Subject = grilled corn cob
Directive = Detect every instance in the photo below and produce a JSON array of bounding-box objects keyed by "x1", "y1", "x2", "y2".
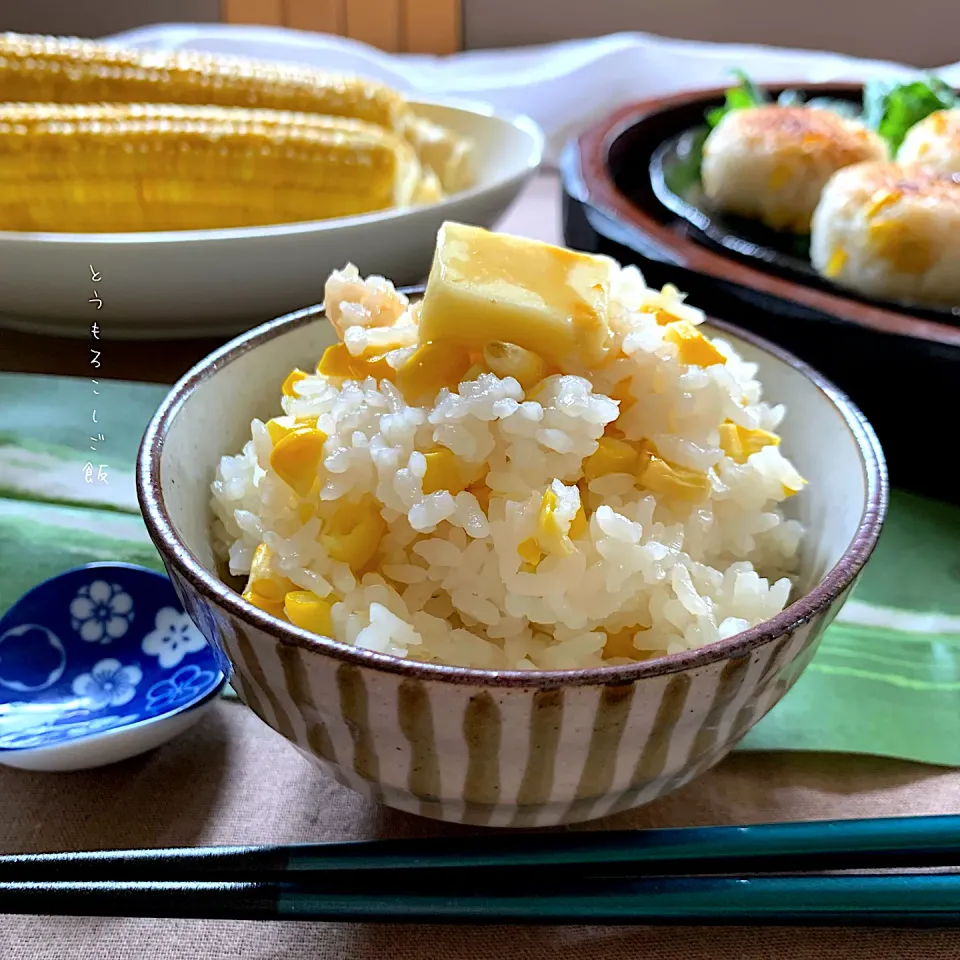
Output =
[
  {"x1": 0, "y1": 103, "x2": 425, "y2": 232},
  {"x1": 0, "y1": 32, "x2": 409, "y2": 132}
]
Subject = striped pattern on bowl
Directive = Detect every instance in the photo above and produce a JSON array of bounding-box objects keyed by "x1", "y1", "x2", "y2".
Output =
[{"x1": 171, "y1": 575, "x2": 840, "y2": 826}]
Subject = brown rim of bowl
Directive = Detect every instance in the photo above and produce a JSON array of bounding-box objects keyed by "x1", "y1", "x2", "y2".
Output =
[
  {"x1": 137, "y1": 287, "x2": 888, "y2": 688},
  {"x1": 570, "y1": 84, "x2": 960, "y2": 348}
]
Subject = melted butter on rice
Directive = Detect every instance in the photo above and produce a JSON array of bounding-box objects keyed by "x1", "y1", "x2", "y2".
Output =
[{"x1": 211, "y1": 222, "x2": 807, "y2": 670}]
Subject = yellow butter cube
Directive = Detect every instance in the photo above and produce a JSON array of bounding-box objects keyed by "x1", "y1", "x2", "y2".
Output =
[
  {"x1": 284, "y1": 590, "x2": 334, "y2": 637},
  {"x1": 663, "y1": 320, "x2": 726, "y2": 368},
  {"x1": 418, "y1": 222, "x2": 614, "y2": 367},
  {"x1": 718, "y1": 422, "x2": 781, "y2": 464},
  {"x1": 269, "y1": 425, "x2": 327, "y2": 498}
]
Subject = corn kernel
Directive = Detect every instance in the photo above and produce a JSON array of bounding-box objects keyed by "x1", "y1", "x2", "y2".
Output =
[
  {"x1": 242, "y1": 588, "x2": 286, "y2": 620},
  {"x1": 868, "y1": 220, "x2": 934, "y2": 273},
  {"x1": 865, "y1": 188, "x2": 901, "y2": 220},
  {"x1": 718, "y1": 422, "x2": 781, "y2": 464},
  {"x1": 281, "y1": 369, "x2": 308, "y2": 397},
  {"x1": 663, "y1": 320, "x2": 726, "y2": 367},
  {"x1": 247, "y1": 543, "x2": 297, "y2": 601},
  {"x1": 635, "y1": 440, "x2": 655, "y2": 477},
  {"x1": 421, "y1": 448, "x2": 484, "y2": 495},
  {"x1": 824, "y1": 247, "x2": 848, "y2": 278},
  {"x1": 482, "y1": 341, "x2": 548, "y2": 391},
  {"x1": 296, "y1": 502, "x2": 317, "y2": 524},
  {"x1": 317, "y1": 343, "x2": 395, "y2": 382},
  {"x1": 469, "y1": 482, "x2": 491, "y2": 514},
  {"x1": 395, "y1": 340, "x2": 473, "y2": 405},
  {"x1": 284, "y1": 590, "x2": 334, "y2": 636},
  {"x1": 319, "y1": 498, "x2": 386, "y2": 571},
  {"x1": 637, "y1": 454, "x2": 711, "y2": 502},
  {"x1": 602, "y1": 626, "x2": 649, "y2": 660},
  {"x1": 266, "y1": 415, "x2": 318, "y2": 446},
  {"x1": 638, "y1": 305, "x2": 678, "y2": 326},
  {"x1": 767, "y1": 165, "x2": 792, "y2": 190},
  {"x1": 569, "y1": 503, "x2": 588, "y2": 540},
  {"x1": 537, "y1": 489, "x2": 576, "y2": 557},
  {"x1": 781, "y1": 468, "x2": 808, "y2": 498},
  {"x1": 583, "y1": 436, "x2": 640, "y2": 481},
  {"x1": 270, "y1": 425, "x2": 327, "y2": 498},
  {"x1": 608, "y1": 377, "x2": 636, "y2": 414},
  {"x1": 267, "y1": 416, "x2": 296, "y2": 446},
  {"x1": 517, "y1": 537, "x2": 542, "y2": 566}
]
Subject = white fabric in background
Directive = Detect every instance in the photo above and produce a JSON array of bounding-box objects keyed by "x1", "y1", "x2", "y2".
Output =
[{"x1": 105, "y1": 23, "x2": 960, "y2": 163}]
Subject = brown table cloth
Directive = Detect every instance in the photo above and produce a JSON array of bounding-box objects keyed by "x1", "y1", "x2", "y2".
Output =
[{"x1": 3, "y1": 175, "x2": 959, "y2": 958}]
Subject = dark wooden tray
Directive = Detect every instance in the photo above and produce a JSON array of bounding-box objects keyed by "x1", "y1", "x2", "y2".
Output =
[{"x1": 560, "y1": 84, "x2": 960, "y2": 504}]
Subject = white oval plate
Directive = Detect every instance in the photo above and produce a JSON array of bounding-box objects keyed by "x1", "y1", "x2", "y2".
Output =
[{"x1": 0, "y1": 100, "x2": 543, "y2": 340}]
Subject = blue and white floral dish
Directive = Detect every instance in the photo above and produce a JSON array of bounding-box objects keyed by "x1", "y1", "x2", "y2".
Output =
[{"x1": 0, "y1": 562, "x2": 226, "y2": 772}]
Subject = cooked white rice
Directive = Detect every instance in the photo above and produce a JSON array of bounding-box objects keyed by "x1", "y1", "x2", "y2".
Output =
[{"x1": 210, "y1": 260, "x2": 806, "y2": 671}]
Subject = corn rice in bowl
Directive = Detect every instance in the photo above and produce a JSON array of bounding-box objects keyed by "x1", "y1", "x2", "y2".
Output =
[{"x1": 210, "y1": 222, "x2": 810, "y2": 671}]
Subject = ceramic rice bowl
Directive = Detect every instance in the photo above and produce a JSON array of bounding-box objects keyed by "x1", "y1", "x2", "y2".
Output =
[{"x1": 137, "y1": 294, "x2": 886, "y2": 827}]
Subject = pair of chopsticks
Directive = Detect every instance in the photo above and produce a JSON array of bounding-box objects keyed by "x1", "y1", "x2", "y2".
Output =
[{"x1": 2, "y1": 815, "x2": 959, "y2": 926}]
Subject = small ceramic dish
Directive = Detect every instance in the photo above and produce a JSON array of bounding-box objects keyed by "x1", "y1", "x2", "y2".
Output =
[
  {"x1": 0, "y1": 99, "x2": 543, "y2": 341},
  {"x1": 137, "y1": 290, "x2": 886, "y2": 828},
  {"x1": 0, "y1": 562, "x2": 226, "y2": 771}
]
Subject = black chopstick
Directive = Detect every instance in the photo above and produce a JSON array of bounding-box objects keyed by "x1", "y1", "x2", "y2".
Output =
[
  {"x1": 2, "y1": 874, "x2": 959, "y2": 926},
  {"x1": 3, "y1": 815, "x2": 959, "y2": 884}
]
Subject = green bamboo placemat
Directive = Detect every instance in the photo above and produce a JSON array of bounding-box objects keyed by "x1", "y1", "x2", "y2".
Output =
[{"x1": 2, "y1": 372, "x2": 959, "y2": 765}]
